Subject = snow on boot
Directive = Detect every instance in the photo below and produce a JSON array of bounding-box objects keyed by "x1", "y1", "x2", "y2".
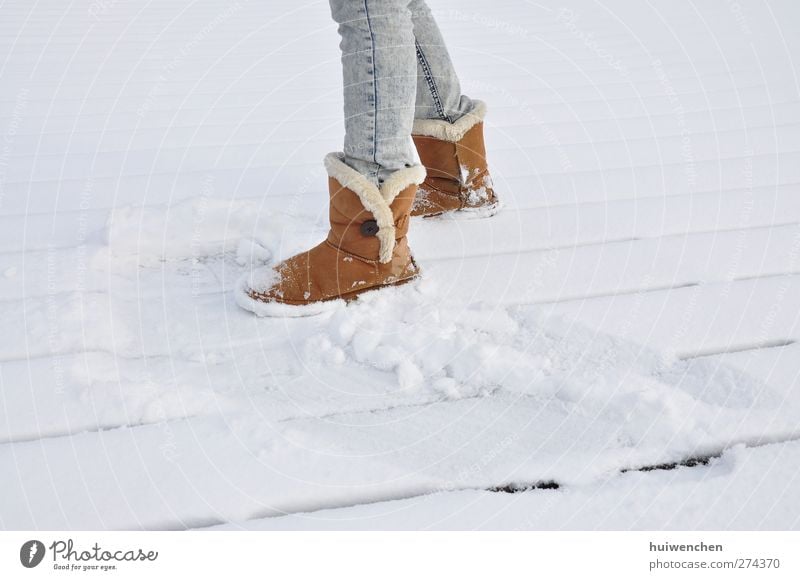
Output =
[
  {"x1": 410, "y1": 100, "x2": 500, "y2": 218},
  {"x1": 236, "y1": 153, "x2": 426, "y2": 316}
]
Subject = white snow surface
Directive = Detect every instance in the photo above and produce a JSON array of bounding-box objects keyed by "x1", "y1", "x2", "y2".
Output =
[
  {"x1": 213, "y1": 440, "x2": 800, "y2": 530},
  {"x1": 1, "y1": 0, "x2": 799, "y2": 530}
]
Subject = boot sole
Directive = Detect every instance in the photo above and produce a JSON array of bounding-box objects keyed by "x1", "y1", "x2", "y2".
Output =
[
  {"x1": 415, "y1": 199, "x2": 502, "y2": 220},
  {"x1": 341, "y1": 273, "x2": 418, "y2": 304},
  {"x1": 234, "y1": 272, "x2": 420, "y2": 318}
]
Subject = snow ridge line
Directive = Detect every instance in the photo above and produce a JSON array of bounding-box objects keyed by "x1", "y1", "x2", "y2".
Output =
[
  {"x1": 198, "y1": 435, "x2": 800, "y2": 530},
  {"x1": 1, "y1": 273, "x2": 798, "y2": 367},
  {"x1": 8, "y1": 118, "x2": 800, "y2": 168},
  {"x1": 6, "y1": 98, "x2": 799, "y2": 144},
  {"x1": 0, "y1": 54, "x2": 782, "y2": 96},
  {"x1": 425, "y1": 222, "x2": 800, "y2": 264},
  {"x1": 5, "y1": 198, "x2": 800, "y2": 276},
  {"x1": 0, "y1": 414, "x2": 204, "y2": 447},
  {"x1": 677, "y1": 339, "x2": 797, "y2": 361},
  {"x1": 6, "y1": 177, "x2": 800, "y2": 225},
  {"x1": 7, "y1": 146, "x2": 798, "y2": 188},
  {"x1": 2, "y1": 79, "x2": 796, "y2": 129},
  {"x1": 520, "y1": 271, "x2": 800, "y2": 306},
  {"x1": 0, "y1": 391, "x2": 493, "y2": 447}
]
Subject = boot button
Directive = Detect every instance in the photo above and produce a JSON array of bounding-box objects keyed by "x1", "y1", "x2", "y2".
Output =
[{"x1": 360, "y1": 220, "x2": 379, "y2": 237}]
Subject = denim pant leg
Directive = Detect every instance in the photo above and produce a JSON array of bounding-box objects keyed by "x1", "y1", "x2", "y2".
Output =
[
  {"x1": 409, "y1": 0, "x2": 475, "y2": 123},
  {"x1": 329, "y1": 0, "x2": 418, "y2": 186}
]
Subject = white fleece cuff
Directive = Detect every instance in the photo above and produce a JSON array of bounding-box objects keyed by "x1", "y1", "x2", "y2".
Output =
[
  {"x1": 324, "y1": 153, "x2": 426, "y2": 263},
  {"x1": 412, "y1": 100, "x2": 487, "y2": 142}
]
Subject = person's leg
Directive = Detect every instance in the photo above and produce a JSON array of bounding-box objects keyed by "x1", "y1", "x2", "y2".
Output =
[
  {"x1": 406, "y1": 0, "x2": 499, "y2": 217},
  {"x1": 410, "y1": 0, "x2": 498, "y2": 216},
  {"x1": 236, "y1": 0, "x2": 427, "y2": 314},
  {"x1": 409, "y1": 0, "x2": 474, "y2": 123},
  {"x1": 329, "y1": 0, "x2": 418, "y2": 186}
]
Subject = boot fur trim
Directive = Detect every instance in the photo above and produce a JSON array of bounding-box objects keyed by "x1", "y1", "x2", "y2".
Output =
[
  {"x1": 412, "y1": 100, "x2": 487, "y2": 143},
  {"x1": 324, "y1": 152, "x2": 425, "y2": 263}
]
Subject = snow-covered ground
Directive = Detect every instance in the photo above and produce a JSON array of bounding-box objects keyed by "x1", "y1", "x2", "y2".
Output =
[{"x1": 1, "y1": 0, "x2": 799, "y2": 530}]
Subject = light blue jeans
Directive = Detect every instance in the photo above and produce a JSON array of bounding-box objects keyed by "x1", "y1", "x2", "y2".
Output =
[{"x1": 329, "y1": 0, "x2": 476, "y2": 185}]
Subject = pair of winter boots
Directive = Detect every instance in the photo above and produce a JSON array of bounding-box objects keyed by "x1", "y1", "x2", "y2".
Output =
[{"x1": 237, "y1": 101, "x2": 499, "y2": 316}]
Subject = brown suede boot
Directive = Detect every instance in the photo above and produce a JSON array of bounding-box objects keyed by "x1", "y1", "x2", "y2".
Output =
[
  {"x1": 411, "y1": 100, "x2": 499, "y2": 218},
  {"x1": 236, "y1": 153, "x2": 426, "y2": 316}
]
